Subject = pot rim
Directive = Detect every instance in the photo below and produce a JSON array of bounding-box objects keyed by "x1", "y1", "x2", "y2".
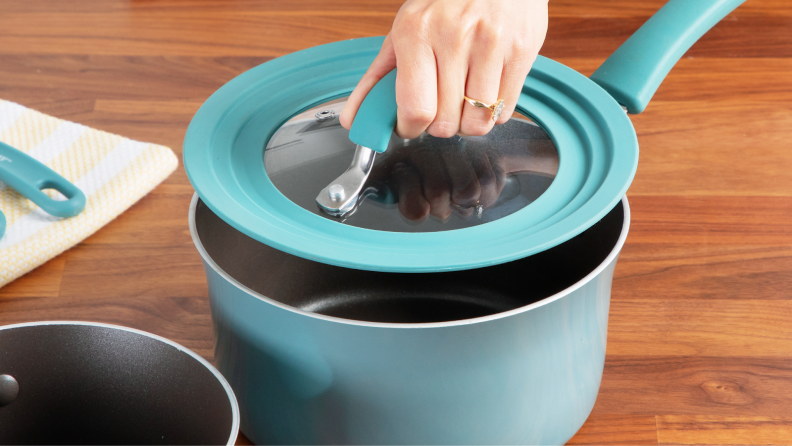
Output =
[
  {"x1": 0, "y1": 320, "x2": 240, "y2": 445},
  {"x1": 189, "y1": 192, "x2": 630, "y2": 329}
]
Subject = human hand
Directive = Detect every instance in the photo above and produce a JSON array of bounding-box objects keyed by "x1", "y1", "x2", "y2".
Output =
[{"x1": 339, "y1": 0, "x2": 548, "y2": 139}]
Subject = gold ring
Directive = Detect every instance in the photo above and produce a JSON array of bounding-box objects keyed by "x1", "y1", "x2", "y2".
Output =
[{"x1": 464, "y1": 96, "x2": 505, "y2": 122}]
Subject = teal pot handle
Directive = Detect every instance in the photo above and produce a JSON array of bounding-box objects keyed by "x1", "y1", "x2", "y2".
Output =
[
  {"x1": 348, "y1": 69, "x2": 398, "y2": 153},
  {"x1": 591, "y1": 0, "x2": 746, "y2": 114},
  {"x1": 0, "y1": 141, "x2": 86, "y2": 218}
]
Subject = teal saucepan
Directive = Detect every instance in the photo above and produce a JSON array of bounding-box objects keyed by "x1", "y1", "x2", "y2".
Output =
[{"x1": 184, "y1": 0, "x2": 746, "y2": 444}]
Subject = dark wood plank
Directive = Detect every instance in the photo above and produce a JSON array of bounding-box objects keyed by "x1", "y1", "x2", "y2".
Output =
[
  {"x1": 1, "y1": 1, "x2": 790, "y2": 445},
  {"x1": 547, "y1": 0, "x2": 792, "y2": 18},
  {"x1": 2, "y1": 8, "x2": 789, "y2": 58},
  {"x1": 657, "y1": 415, "x2": 792, "y2": 445},
  {"x1": 612, "y1": 196, "x2": 792, "y2": 307},
  {"x1": 0, "y1": 257, "x2": 65, "y2": 300},
  {"x1": 593, "y1": 357, "x2": 792, "y2": 416},
  {"x1": 543, "y1": 15, "x2": 792, "y2": 59},
  {"x1": 0, "y1": 12, "x2": 394, "y2": 56},
  {"x1": 568, "y1": 415, "x2": 658, "y2": 445},
  {"x1": 608, "y1": 296, "x2": 792, "y2": 356}
]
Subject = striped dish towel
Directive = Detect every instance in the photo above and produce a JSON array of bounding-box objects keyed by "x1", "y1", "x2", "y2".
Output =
[{"x1": 0, "y1": 100, "x2": 178, "y2": 288}]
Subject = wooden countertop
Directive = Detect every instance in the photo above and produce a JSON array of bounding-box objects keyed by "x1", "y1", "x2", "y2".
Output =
[{"x1": 1, "y1": 1, "x2": 790, "y2": 444}]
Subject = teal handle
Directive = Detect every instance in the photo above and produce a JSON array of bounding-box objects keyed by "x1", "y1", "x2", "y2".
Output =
[
  {"x1": 0, "y1": 141, "x2": 86, "y2": 218},
  {"x1": 348, "y1": 69, "x2": 398, "y2": 153},
  {"x1": 0, "y1": 209, "x2": 5, "y2": 240},
  {"x1": 591, "y1": 0, "x2": 746, "y2": 114}
]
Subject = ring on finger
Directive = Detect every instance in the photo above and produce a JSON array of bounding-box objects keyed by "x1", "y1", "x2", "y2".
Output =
[
  {"x1": 464, "y1": 96, "x2": 505, "y2": 122},
  {"x1": 452, "y1": 200, "x2": 485, "y2": 218}
]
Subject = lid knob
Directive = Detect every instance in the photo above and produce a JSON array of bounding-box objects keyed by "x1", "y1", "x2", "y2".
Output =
[{"x1": 328, "y1": 184, "x2": 346, "y2": 202}]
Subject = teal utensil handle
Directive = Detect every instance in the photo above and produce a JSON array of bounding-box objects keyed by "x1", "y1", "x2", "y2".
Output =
[
  {"x1": 0, "y1": 209, "x2": 5, "y2": 240},
  {"x1": 348, "y1": 69, "x2": 398, "y2": 153},
  {"x1": 591, "y1": 0, "x2": 746, "y2": 114},
  {"x1": 0, "y1": 141, "x2": 86, "y2": 218}
]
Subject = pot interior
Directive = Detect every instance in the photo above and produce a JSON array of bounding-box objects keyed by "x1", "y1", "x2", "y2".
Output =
[
  {"x1": 195, "y1": 198, "x2": 625, "y2": 324},
  {"x1": 0, "y1": 324, "x2": 234, "y2": 445}
]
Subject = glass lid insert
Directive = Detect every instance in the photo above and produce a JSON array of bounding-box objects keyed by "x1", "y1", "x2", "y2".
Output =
[{"x1": 264, "y1": 98, "x2": 558, "y2": 233}]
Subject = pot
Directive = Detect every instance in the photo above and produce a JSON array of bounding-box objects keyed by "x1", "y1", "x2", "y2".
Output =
[
  {"x1": 183, "y1": 0, "x2": 746, "y2": 444},
  {"x1": 191, "y1": 194, "x2": 627, "y2": 444},
  {"x1": 183, "y1": 0, "x2": 744, "y2": 274},
  {"x1": 0, "y1": 321, "x2": 239, "y2": 445}
]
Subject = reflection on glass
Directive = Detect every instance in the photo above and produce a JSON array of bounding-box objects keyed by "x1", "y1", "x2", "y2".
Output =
[{"x1": 264, "y1": 99, "x2": 558, "y2": 233}]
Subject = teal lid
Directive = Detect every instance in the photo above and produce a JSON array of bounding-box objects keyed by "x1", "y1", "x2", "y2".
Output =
[
  {"x1": 183, "y1": 36, "x2": 637, "y2": 272},
  {"x1": 184, "y1": 0, "x2": 751, "y2": 272}
]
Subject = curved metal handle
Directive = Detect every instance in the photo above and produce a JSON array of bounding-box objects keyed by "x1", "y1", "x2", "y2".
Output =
[
  {"x1": 348, "y1": 69, "x2": 398, "y2": 153},
  {"x1": 316, "y1": 145, "x2": 377, "y2": 217},
  {"x1": 0, "y1": 141, "x2": 86, "y2": 218},
  {"x1": 591, "y1": 0, "x2": 746, "y2": 114}
]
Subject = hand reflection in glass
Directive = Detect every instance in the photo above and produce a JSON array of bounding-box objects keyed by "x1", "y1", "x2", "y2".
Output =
[{"x1": 369, "y1": 132, "x2": 558, "y2": 221}]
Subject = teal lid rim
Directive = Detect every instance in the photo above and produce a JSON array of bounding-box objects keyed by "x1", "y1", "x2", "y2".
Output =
[{"x1": 184, "y1": 37, "x2": 638, "y2": 272}]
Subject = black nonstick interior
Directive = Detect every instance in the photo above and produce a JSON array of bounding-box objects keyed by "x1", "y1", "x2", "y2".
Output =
[
  {"x1": 0, "y1": 324, "x2": 234, "y2": 445},
  {"x1": 196, "y1": 199, "x2": 624, "y2": 323}
]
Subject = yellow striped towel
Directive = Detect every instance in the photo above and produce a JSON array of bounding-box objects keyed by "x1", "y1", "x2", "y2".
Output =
[{"x1": 0, "y1": 99, "x2": 178, "y2": 288}]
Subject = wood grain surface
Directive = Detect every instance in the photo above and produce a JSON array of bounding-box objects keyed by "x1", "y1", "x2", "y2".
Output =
[{"x1": 0, "y1": 1, "x2": 790, "y2": 444}]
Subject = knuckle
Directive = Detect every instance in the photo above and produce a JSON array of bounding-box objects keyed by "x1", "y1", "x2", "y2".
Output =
[
  {"x1": 400, "y1": 105, "x2": 435, "y2": 127},
  {"x1": 452, "y1": 180, "x2": 481, "y2": 206},
  {"x1": 402, "y1": 203, "x2": 429, "y2": 221},
  {"x1": 423, "y1": 186, "x2": 449, "y2": 205},
  {"x1": 511, "y1": 38, "x2": 531, "y2": 56},
  {"x1": 456, "y1": 9, "x2": 479, "y2": 33},
  {"x1": 476, "y1": 23, "x2": 503, "y2": 49},
  {"x1": 427, "y1": 119, "x2": 458, "y2": 139},
  {"x1": 393, "y1": 9, "x2": 430, "y2": 39},
  {"x1": 478, "y1": 168, "x2": 496, "y2": 189},
  {"x1": 461, "y1": 118, "x2": 493, "y2": 137},
  {"x1": 430, "y1": 9, "x2": 475, "y2": 48}
]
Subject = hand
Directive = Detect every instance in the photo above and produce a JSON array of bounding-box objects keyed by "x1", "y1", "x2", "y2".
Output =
[{"x1": 340, "y1": 0, "x2": 548, "y2": 139}]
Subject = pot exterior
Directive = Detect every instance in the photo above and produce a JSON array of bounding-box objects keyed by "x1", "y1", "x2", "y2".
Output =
[{"x1": 204, "y1": 257, "x2": 616, "y2": 445}]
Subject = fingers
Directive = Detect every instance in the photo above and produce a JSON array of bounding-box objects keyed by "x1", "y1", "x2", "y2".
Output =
[
  {"x1": 424, "y1": 47, "x2": 467, "y2": 138},
  {"x1": 459, "y1": 32, "x2": 503, "y2": 136},
  {"x1": 494, "y1": 47, "x2": 535, "y2": 126},
  {"x1": 409, "y1": 147, "x2": 452, "y2": 219},
  {"x1": 439, "y1": 142, "x2": 481, "y2": 209},
  {"x1": 467, "y1": 148, "x2": 499, "y2": 208},
  {"x1": 339, "y1": 34, "x2": 398, "y2": 130},
  {"x1": 391, "y1": 29, "x2": 438, "y2": 139},
  {"x1": 392, "y1": 162, "x2": 430, "y2": 221}
]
